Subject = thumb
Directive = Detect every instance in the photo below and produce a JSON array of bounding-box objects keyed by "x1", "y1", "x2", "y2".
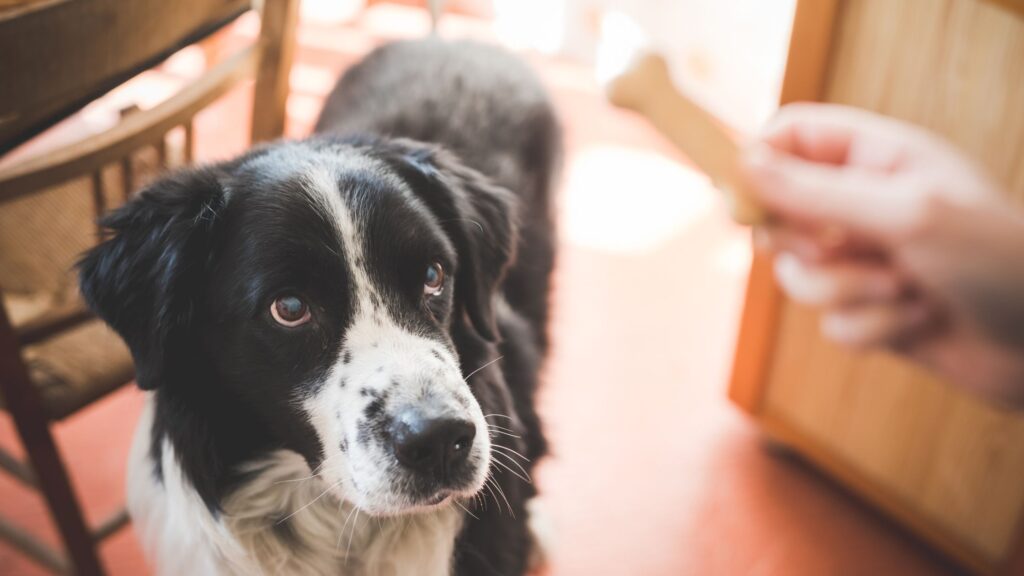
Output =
[{"x1": 743, "y1": 144, "x2": 922, "y2": 239}]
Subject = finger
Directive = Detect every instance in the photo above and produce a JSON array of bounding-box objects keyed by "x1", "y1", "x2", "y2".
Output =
[
  {"x1": 774, "y1": 252, "x2": 904, "y2": 308},
  {"x1": 820, "y1": 301, "x2": 934, "y2": 349},
  {"x1": 754, "y1": 225, "x2": 827, "y2": 262},
  {"x1": 758, "y1": 103, "x2": 935, "y2": 169},
  {"x1": 742, "y1": 144, "x2": 923, "y2": 238},
  {"x1": 759, "y1": 104, "x2": 857, "y2": 165},
  {"x1": 756, "y1": 222, "x2": 889, "y2": 264}
]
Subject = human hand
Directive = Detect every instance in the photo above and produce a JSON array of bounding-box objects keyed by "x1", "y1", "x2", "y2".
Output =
[{"x1": 741, "y1": 103, "x2": 1024, "y2": 408}]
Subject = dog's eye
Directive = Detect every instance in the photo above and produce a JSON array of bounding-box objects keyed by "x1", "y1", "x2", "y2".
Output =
[
  {"x1": 424, "y1": 262, "x2": 445, "y2": 296},
  {"x1": 271, "y1": 295, "x2": 311, "y2": 327}
]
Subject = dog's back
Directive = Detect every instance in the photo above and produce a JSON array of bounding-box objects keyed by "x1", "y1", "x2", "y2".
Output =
[{"x1": 316, "y1": 39, "x2": 561, "y2": 348}]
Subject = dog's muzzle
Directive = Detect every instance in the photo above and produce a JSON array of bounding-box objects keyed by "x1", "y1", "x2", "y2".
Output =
[{"x1": 389, "y1": 406, "x2": 476, "y2": 487}]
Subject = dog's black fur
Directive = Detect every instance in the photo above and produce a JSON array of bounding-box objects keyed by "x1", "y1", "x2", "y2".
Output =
[{"x1": 79, "y1": 39, "x2": 559, "y2": 575}]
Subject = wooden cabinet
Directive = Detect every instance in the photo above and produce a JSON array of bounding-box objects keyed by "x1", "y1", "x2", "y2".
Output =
[{"x1": 729, "y1": 1, "x2": 1024, "y2": 574}]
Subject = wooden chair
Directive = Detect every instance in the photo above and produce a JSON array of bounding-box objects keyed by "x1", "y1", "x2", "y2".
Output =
[{"x1": 0, "y1": 0, "x2": 298, "y2": 573}]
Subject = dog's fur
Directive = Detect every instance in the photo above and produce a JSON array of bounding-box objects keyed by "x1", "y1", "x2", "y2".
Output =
[{"x1": 79, "y1": 39, "x2": 559, "y2": 575}]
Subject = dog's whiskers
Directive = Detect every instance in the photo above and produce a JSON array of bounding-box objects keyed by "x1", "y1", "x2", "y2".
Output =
[
  {"x1": 485, "y1": 472, "x2": 515, "y2": 519},
  {"x1": 345, "y1": 508, "x2": 362, "y2": 561},
  {"x1": 273, "y1": 474, "x2": 322, "y2": 485},
  {"x1": 463, "y1": 356, "x2": 504, "y2": 382},
  {"x1": 274, "y1": 454, "x2": 345, "y2": 485},
  {"x1": 453, "y1": 498, "x2": 479, "y2": 520},
  {"x1": 490, "y1": 453, "x2": 532, "y2": 484},
  {"x1": 439, "y1": 217, "x2": 485, "y2": 234},
  {"x1": 486, "y1": 426, "x2": 520, "y2": 441},
  {"x1": 482, "y1": 475, "x2": 505, "y2": 517},
  {"x1": 335, "y1": 500, "x2": 351, "y2": 550},
  {"x1": 277, "y1": 480, "x2": 342, "y2": 524},
  {"x1": 491, "y1": 443, "x2": 530, "y2": 462},
  {"x1": 483, "y1": 413, "x2": 515, "y2": 421},
  {"x1": 273, "y1": 463, "x2": 345, "y2": 485}
]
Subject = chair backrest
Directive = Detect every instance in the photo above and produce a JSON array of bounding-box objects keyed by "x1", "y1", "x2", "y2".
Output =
[
  {"x1": 0, "y1": 0, "x2": 252, "y2": 154},
  {"x1": 0, "y1": 0, "x2": 297, "y2": 345}
]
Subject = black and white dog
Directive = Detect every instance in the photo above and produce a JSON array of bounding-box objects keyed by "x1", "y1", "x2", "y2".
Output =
[{"x1": 79, "y1": 39, "x2": 559, "y2": 575}]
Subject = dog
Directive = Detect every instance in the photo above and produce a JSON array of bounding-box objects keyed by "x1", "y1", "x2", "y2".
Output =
[{"x1": 78, "y1": 38, "x2": 560, "y2": 575}]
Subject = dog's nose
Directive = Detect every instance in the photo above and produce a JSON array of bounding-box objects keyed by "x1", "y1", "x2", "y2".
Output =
[{"x1": 390, "y1": 411, "x2": 475, "y2": 480}]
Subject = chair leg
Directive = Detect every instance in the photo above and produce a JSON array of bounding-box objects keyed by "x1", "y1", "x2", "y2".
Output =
[
  {"x1": 0, "y1": 306, "x2": 104, "y2": 576},
  {"x1": 19, "y1": 420, "x2": 104, "y2": 576}
]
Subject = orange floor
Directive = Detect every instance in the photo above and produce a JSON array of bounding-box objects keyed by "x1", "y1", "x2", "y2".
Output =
[{"x1": 0, "y1": 6, "x2": 962, "y2": 575}]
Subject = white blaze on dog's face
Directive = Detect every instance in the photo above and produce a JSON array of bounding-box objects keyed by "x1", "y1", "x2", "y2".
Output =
[
  {"x1": 221, "y1": 143, "x2": 498, "y2": 515},
  {"x1": 300, "y1": 162, "x2": 490, "y2": 515}
]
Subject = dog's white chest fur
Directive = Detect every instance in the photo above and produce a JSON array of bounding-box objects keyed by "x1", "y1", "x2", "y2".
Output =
[{"x1": 127, "y1": 397, "x2": 464, "y2": 576}]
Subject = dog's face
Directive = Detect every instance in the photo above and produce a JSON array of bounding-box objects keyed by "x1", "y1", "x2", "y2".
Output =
[{"x1": 79, "y1": 138, "x2": 517, "y2": 515}]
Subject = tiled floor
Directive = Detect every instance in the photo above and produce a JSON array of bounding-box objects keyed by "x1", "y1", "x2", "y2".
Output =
[{"x1": 0, "y1": 5, "x2": 962, "y2": 575}]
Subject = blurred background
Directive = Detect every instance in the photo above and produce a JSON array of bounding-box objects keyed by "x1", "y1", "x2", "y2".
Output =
[{"x1": 1, "y1": 0, "x2": 1022, "y2": 574}]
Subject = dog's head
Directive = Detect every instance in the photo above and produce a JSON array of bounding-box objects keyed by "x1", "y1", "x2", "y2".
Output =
[{"x1": 79, "y1": 137, "x2": 517, "y2": 515}]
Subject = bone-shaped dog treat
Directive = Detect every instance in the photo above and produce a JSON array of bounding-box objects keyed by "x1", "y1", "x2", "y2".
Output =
[{"x1": 604, "y1": 51, "x2": 767, "y2": 226}]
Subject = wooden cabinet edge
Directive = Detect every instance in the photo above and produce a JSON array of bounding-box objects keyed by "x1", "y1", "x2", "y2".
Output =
[
  {"x1": 727, "y1": 0, "x2": 841, "y2": 415},
  {"x1": 728, "y1": 250, "x2": 782, "y2": 414}
]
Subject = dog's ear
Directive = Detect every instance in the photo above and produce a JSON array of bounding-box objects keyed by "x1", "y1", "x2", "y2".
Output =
[
  {"x1": 375, "y1": 139, "x2": 518, "y2": 341},
  {"x1": 78, "y1": 168, "x2": 226, "y2": 390}
]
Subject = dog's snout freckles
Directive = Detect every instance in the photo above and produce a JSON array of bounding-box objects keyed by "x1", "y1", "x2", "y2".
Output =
[{"x1": 302, "y1": 320, "x2": 490, "y2": 513}]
